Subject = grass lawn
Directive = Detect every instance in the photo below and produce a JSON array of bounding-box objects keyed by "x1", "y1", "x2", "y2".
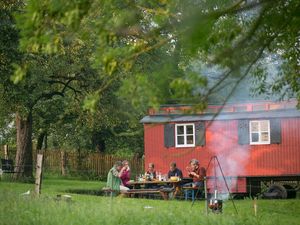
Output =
[{"x1": 0, "y1": 177, "x2": 299, "y2": 225}]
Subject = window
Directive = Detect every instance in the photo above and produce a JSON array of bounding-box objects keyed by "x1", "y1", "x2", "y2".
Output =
[
  {"x1": 249, "y1": 120, "x2": 270, "y2": 145},
  {"x1": 175, "y1": 124, "x2": 195, "y2": 147}
]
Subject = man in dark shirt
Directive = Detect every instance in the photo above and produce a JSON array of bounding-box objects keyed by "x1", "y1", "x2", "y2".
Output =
[
  {"x1": 167, "y1": 162, "x2": 183, "y2": 198},
  {"x1": 167, "y1": 162, "x2": 183, "y2": 179}
]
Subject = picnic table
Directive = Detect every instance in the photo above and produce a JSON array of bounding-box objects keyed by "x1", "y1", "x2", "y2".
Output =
[{"x1": 126, "y1": 179, "x2": 182, "y2": 200}]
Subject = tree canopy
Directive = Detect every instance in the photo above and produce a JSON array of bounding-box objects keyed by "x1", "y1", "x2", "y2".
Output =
[
  {"x1": 14, "y1": 0, "x2": 300, "y2": 108},
  {"x1": 0, "y1": 0, "x2": 144, "y2": 179},
  {"x1": 0, "y1": 0, "x2": 299, "y2": 179}
]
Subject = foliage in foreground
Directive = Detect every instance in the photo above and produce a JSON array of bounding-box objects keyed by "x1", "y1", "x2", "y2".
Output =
[{"x1": 0, "y1": 178, "x2": 300, "y2": 225}]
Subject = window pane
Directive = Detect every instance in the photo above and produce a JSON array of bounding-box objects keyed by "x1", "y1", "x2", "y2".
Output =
[
  {"x1": 177, "y1": 126, "x2": 184, "y2": 135},
  {"x1": 251, "y1": 133, "x2": 259, "y2": 142},
  {"x1": 260, "y1": 121, "x2": 269, "y2": 131},
  {"x1": 186, "y1": 135, "x2": 194, "y2": 144},
  {"x1": 186, "y1": 125, "x2": 194, "y2": 134},
  {"x1": 177, "y1": 136, "x2": 184, "y2": 145},
  {"x1": 261, "y1": 132, "x2": 269, "y2": 142},
  {"x1": 251, "y1": 122, "x2": 259, "y2": 132}
]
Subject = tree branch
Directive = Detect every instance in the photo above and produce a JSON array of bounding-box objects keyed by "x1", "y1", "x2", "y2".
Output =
[
  {"x1": 48, "y1": 79, "x2": 82, "y2": 96},
  {"x1": 30, "y1": 78, "x2": 79, "y2": 110},
  {"x1": 213, "y1": 0, "x2": 274, "y2": 17},
  {"x1": 110, "y1": 127, "x2": 141, "y2": 137},
  {"x1": 30, "y1": 91, "x2": 64, "y2": 111},
  {"x1": 213, "y1": 5, "x2": 269, "y2": 64},
  {"x1": 205, "y1": 33, "x2": 278, "y2": 128}
]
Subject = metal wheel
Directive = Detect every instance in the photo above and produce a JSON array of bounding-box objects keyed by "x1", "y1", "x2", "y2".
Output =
[
  {"x1": 263, "y1": 184, "x2": 287, "y2": 199},
  {"x1": 283, "y1": 185, "x2": 297, "y2": 199}
]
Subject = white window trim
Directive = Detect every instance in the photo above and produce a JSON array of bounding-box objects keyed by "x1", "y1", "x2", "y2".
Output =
[
  {"x1": 175, "y1": 123, "x2": 195, "y2": 147},
  {"x1": 249, "y1": 120, "x2": 270, "y2": 145}
]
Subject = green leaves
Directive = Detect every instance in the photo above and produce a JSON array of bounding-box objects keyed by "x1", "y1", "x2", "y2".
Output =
[
  {"x1": 12, "y1": 0, "x2": 300, "y2": 109},
  {"x1": 83, "y1": 92, "x2": 100, "y2": 113},
  {"x1": 170, "y1": 72, "x2": 208, "y2": 103},
  {"x1": 16, "y1": 0, "x2": 91, "y2": 54},
  {"x1": 11, "y1": 63, "x2": 27, "y2": 84}
]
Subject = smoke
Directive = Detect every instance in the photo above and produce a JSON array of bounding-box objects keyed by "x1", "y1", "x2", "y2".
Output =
[{"x1": 206, "y1": 120, "x2": 251, "y2": 200}]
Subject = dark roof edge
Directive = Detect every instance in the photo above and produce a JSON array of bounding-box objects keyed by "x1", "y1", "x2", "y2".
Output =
[{"x1": 140, "y1": 109, "x2": 300, "y2": 123}]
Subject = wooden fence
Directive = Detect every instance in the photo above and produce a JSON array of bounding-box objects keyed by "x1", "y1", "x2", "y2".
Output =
[
  {"x1": 0, "y1": 147, "x2": 144, "y2": 179},
  {"x1": 43, "y1": 150, "x2": 145, "y2": 179}
]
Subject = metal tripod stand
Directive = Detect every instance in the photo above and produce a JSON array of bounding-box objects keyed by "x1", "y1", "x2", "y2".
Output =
[{"x1": 191, "y1": 156, "x2": 238, "y2": 214}]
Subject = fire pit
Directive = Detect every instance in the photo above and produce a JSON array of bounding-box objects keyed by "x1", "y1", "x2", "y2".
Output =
[
  {"x1": 208, "y1": 190, "x2": 223, "y2": 213},
  {"x1": 208, "y1": 198, "x2": 223, "y2": 213}
]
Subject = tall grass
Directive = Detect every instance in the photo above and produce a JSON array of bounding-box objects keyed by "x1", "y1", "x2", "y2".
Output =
[{"x1": 0, "y1": 178, "x2": 299, "y2": 225}]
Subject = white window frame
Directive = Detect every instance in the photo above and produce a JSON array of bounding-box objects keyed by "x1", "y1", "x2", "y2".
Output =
[
  {"x1": 175, "y1": 123, "x2": 195, "y2": 147},
  {"x1": 249, "y1": 120, "x2": 270, "y2": 145}
]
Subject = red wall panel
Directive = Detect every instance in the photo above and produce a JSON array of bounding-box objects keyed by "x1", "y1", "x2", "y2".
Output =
[{"x1": 144, "y1": 118, "x2": 300, "y2": 192}]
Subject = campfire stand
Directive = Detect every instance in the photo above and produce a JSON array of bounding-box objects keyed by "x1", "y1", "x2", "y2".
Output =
[{"x1": 191, "y1": 156, "x2": 238, "y2": 215}]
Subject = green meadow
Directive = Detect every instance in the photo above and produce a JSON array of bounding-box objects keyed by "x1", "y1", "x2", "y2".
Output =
[{"x1": 0, "y1": 177, "x2": 299, "y2": 225}]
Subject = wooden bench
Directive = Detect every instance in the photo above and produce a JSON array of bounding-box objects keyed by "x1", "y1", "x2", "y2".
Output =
[
  {"x1": 0, "y1": 159, "x2": 18, "y2": 180},
  {"x1": 1, "y1": 159, "x2": 15, "y2": 173},
  {"x1": 125, "y1": 187, "x2": 174, "y2": 200},
  {"x1": 102, "y1": 187, "x2": 120, "y2": 196}
]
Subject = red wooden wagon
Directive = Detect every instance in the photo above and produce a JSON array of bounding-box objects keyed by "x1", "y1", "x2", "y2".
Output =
[{"x1": 140, "y1": 100, "x2": 300, "y2": 198}]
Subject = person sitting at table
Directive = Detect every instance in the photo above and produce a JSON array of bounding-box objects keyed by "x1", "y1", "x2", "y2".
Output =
[
  {"x1": 145, "y1": 163, "x2": 157, "y2": 191},
  {"x1": 106, "y1": 161, "x2": 129, "y2": 192},
  {"x1": 166, "y1": 162, "x2": 183, "y2": 198},
  {"x1": 146, "y1": 163, "x2": 156, "y2": 180},
  {"x1": 185, "y1": 159, "x2": 206, "y2": 189},
  {"x1": 168, "y1": 162, "x2": 183, "y2": 179},
  {"x1": 120, "y1": 160, "x2": 131, "y2": 188}
]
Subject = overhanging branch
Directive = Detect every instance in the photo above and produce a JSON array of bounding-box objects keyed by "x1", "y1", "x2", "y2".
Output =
[
  {"x1": 48, "y1": 79, "x2": 82, "y2": 96},
  {"x1": 30, "y1": 78, "x2": 79, "y2": 110},
  {"x1": 205, "y1": 33, "x2": 278, "y2": 128}
]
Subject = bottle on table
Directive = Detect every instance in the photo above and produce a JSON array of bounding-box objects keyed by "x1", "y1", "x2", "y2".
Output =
[{"x1": 158, "y1": 171, "x2": 161, "y2": 181}]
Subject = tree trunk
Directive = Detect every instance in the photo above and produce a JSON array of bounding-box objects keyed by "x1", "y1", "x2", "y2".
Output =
[
  {"x1": 77, "y1": 148, "x2": 82, "y2": 172},
  {"x1": 44, "y1": 133, "x2": 48, "y2": 149},
  {"x1": 14, "y1": 112, "x2": 33, "y2": 180}
]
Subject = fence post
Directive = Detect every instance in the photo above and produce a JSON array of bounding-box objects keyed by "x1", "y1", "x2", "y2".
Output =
[
  {"x1": 35, "y1": 153, "x2": 43, "y2": 195},
  {"x1": 204, "y1": 177, "x2": 208, "y2": 215},
  {"x1": 4, "y1": 145, "x2": 8, "y2": 160},
  {"x1": 61, "y1": 151, "x2": 66, "y2": 176}
]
